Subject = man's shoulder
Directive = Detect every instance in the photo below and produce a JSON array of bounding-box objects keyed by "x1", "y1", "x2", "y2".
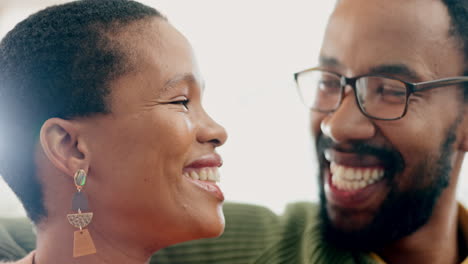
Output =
[
  {"x1": 222, "y1": 202, "x2": 378, "y2": 264},
  {"x1": 152, "y1": 202, "x2": 322, "y2": 264},
  {"x1": 281, "y1": 201, "x2": 320, "y2": 220},
  {"x1": 0, "y1": 251, "x2": 34, "y2": 264},
  {"x1": 0, "y1": 217, "x2": 35, "y2": 262},
  {"x1": 224, "y1": 201, "x2": 319, "y2": 221},
  {"x1": 223, "y1": 201, "x2": 320, "y2": 237},
  {"x1": 0, "y1": 203, "x2": 380, "y2": 264}
]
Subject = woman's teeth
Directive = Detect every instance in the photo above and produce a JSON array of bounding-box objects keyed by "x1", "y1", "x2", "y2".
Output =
[
  {"x1": 330, "y1": 162, "x2": 384, "y2": 191},
  {"x1": 183, "y1": 168, "x2": 220, "y2": 182}
]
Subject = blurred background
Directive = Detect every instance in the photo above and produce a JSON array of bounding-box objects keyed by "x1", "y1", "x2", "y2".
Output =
[{"x1": 0, "y1": 0, "x2": 467, "y2": 217}]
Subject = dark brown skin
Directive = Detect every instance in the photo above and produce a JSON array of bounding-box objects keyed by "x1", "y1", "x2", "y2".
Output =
[
  {"x1": 32, "y1": 18, "x2": 227, "y2": 264},
  {"x1": 314, "y1": 0, "x2": 468, "y2": 263}
]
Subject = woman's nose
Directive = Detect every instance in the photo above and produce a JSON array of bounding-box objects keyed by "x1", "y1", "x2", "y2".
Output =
[{"x1": 197, "y1": 111, "x2": 228, "y2": 147}]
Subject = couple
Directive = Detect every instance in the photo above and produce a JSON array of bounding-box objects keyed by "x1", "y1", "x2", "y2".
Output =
[{"x1": 1, "y1": 0, "x2": 467, "y2": 263}]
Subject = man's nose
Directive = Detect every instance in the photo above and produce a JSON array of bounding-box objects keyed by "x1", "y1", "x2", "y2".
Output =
[{"x1": 320, "y1": 91, "x2": 376, "y2": 143}]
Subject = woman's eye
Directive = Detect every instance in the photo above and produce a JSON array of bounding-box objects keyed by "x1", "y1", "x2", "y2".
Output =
[{"x1": 169, "y1": 99, "x2": 189, "y2": 109}]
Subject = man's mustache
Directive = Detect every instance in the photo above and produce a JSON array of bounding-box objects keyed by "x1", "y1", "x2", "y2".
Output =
[{"x1": 316, "y1": 135, "x2": 405, "y2": 173}]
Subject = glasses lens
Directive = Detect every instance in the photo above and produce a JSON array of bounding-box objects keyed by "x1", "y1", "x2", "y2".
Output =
[
  {"x1": 355, "y1": 76, "x2": 408, "y2": 119},
  {"x1": 296, "y1": 70, "x2": 342, "y2": 111}
]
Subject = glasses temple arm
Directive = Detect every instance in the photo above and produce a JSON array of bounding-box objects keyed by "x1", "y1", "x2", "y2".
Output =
[{"x1": 413, "y1": 77, "x2": 468, "y2": 92}]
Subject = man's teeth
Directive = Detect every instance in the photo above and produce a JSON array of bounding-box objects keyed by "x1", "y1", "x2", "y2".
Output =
[
  {"x1": 330, "y1": 163, "x2": 384, "y2": 191},
  {"x1": 184, "y1": 168, "x2": 220, "y2": 183}
]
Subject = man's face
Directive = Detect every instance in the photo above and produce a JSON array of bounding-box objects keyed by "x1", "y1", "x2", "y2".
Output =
[{"x1": 313, "y1": 0, "x2": 467, "y2": 250}]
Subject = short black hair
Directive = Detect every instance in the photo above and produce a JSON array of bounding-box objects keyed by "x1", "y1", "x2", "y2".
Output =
[
  {"x1": 0, "y1": 0, "x2": 165, "y2": 223},
  {"x1": 441, "y1": 0, "x2": 468, "y2": 101}
]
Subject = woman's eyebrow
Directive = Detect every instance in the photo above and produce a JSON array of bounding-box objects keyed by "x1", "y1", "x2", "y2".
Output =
[{"x1": 162, "y1": 73, "x2": 197, "y2": 92}]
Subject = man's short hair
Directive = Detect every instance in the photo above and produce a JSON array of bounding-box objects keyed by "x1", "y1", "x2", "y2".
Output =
[
  {"x1": 0, "y1": 0, "x2": 165, "y2": 223},
  {"x1": 441, "y1": 0, "x2": 468, "y2": 101}
]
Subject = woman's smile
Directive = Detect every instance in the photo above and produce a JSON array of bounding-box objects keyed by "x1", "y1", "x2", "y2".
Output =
[{"x1": 183, "y1": 154, "x2": 224, "y2": 201}]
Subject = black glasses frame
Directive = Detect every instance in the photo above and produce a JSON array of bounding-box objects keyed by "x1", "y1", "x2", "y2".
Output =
[{"x1": 294, "y1": 67, "x2": 468, "y2": 120}]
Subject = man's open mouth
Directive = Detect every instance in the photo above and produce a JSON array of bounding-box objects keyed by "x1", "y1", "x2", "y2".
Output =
[
  {"x1": 321, "y1": 148, "x2": 395, "y2": 208},
  {"x1": 330, "y1": 162, "x2": 385, "y2": 191}
]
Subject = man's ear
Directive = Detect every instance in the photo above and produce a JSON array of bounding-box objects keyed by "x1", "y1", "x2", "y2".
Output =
[
  {"x1": 462, "y1": 130, "x2": 468, "y2": 152},
  {"x1": 39, "y1": 118, "x2": 89, "y2": 176},
  {"x1": 461, "y1": 109, "x2": 468, "y2": 152}
]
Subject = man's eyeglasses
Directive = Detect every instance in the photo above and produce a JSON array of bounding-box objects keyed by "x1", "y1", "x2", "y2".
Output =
[{"x1": 293, "y1": 67, "x2": 468, "y2": 120}]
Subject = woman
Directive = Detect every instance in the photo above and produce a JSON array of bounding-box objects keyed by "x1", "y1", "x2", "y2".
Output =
[{"x1": 0, "y1": 0, "x2": 227, "y2": 263}]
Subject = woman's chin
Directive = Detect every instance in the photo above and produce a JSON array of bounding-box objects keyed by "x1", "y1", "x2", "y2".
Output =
[
  {"x1": 198, "y1": 206, "x2": 226, "y2": 239},
  {"x1": 191, "y1": 204, "x2": 226, "y2": 241},
  {"x1": 208, "y1": 215, "x2": 226, "y2": 238}
]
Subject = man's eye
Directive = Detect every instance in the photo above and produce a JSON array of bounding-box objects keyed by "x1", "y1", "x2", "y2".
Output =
[
  {"x1": 317, "y1": 79, "x2": 341, "y2": 95},
  {"x1": 318, "y1": 79, "x2": 340, "y2": 89},
  {"x1": 376, "y1": 85, "x2": 407, "y2": 104}
]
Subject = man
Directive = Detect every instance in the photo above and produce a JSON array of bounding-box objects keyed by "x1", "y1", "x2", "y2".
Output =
[
  {"x1": 156, "y1": 0, "x2": 468, "y2": 263},
  {"x1": 1, "y1": 0, "x2": 468, "y2": 263},
  {"x1": 298, "y1": 0, "x2": 468, "y2": 263}
]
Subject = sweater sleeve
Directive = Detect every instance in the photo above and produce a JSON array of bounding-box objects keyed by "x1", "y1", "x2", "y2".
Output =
[{"x1": 151, "y1": 202, "x2": 280, "y2": 264}]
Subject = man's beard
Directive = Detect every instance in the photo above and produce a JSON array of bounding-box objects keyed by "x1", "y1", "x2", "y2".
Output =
[{"x1": 317, "y1": 122, "x2": 458, "y2": 251}]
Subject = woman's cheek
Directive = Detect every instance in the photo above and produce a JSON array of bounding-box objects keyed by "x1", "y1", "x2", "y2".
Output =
[{"x1": 163, "y1": 114, "x2": 195, "y2": 155}]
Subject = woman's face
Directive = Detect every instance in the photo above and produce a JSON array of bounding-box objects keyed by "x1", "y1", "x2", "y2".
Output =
[{"x1": 79, "y1": 19, "x2": 227, "y2": 247}]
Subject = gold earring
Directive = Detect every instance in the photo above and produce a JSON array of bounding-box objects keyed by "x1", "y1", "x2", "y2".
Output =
[{"x1": 67, "y1": 169, "x2": 97, "y2": 257}]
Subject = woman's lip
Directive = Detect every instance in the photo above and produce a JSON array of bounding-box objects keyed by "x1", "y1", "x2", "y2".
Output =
[
  {"x1": 185, "y1": 154, "x2": 223, "y2": 170},
  {"x1": 184, "y1": 177, "x2": 225, "y2": 201}
]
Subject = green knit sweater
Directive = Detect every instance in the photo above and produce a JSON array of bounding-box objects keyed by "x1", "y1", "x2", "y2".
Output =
[
  {"x1": 0, "y1": 202, "x2": 380, "y2": 264},
  {"x1": 152, "y1": 202, "x2": 379, "y2": 264}
]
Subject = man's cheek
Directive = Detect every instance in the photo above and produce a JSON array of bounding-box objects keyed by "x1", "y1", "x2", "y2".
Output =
[{"x1": 310, "y1": 112, "x2": 326, "y2": 138}]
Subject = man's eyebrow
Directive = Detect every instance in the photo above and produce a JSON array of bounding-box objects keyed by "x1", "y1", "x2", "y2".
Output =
[
  {"x1": 319, "y1": 56, "x2": 421, "y2": 81},
  {"x1": 368, "y1": 64, "x2": 421, "y2": 81},
  {"x1": 162, "y1": 73, "x2": 197, "y2": 92}
]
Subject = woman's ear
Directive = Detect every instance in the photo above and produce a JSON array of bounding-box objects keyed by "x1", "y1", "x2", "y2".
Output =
[{"x1": 39, "y1": 118, "x2": 89, "y2": 176}]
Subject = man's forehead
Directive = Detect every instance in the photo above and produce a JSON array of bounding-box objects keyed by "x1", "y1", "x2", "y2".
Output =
[
  {"x1": 333, "y1": 0, "x2": 447, "y2": 22},
  {"x1": 320, "y1": 0, "x2": 460, "y2": 78},
  {"x1": 319, "y1": 56, "x2": 422, "y2": 81}
]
